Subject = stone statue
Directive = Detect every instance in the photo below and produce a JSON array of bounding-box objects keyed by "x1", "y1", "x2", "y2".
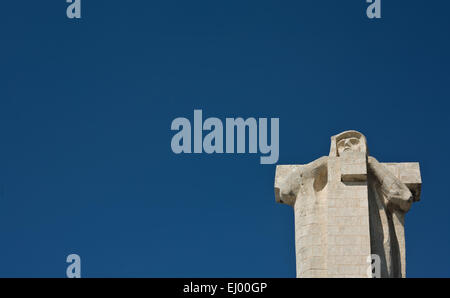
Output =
[{"x1": 275, "y1": 130, "x2": 421, "y2": 277}]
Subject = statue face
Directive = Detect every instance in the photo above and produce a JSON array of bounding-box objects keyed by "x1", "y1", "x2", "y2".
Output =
[{"x1": 337, "y1": 137, "x2": 362, "y2": 156}]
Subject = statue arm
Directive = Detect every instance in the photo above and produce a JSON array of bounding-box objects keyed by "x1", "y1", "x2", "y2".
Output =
[
  {"x1": 275, "y1": 156, "x2": 328, "y2": 206},
  {"x1": 368, "y1": 156, "x2": 413, "y2": 212},
  {"x1": 304, "y1": 156, "x2": 328, "y2": 175}
]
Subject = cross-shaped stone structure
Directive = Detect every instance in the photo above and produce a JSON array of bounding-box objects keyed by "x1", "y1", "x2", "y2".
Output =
[{"x1": 275, "y1": 131, "x2": 421, "y2": 278}]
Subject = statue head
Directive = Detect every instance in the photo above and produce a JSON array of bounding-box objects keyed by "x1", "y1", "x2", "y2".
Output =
[{"x1": 329, "y1": 130, "x2": 368, "y2": 157}]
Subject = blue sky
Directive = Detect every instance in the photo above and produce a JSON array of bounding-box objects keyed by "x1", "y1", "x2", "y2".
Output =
[{"x1": 0, "y1": 1, "x2": 449, "y2": 277}]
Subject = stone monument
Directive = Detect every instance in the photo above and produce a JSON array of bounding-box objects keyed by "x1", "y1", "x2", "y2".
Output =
[{"x1": 274, "y1": 130, "x2": 421, "y2": 277}]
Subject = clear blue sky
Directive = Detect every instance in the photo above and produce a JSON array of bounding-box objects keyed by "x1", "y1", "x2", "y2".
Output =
[{"x1": 0, "y1": 1, "x2": 449, "y2": 277}]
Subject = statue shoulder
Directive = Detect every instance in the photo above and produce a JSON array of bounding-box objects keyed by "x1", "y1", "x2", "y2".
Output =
[{"x1": 305, "y1": 156, "x2": 328, "y2": 169}]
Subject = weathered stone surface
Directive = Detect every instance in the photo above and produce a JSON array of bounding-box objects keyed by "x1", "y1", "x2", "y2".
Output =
[{"x1": 275, "y1": 130, "x2": 421, "y2": 278}]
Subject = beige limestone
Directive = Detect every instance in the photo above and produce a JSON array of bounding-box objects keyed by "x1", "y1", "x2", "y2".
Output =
[{"x1": 275, "y1": 130, "x2": 421, "y2": 278}]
